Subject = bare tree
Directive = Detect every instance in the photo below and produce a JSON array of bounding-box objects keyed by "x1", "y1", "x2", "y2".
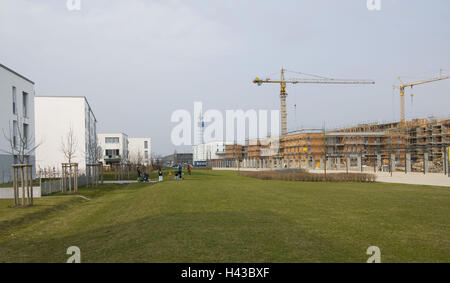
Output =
[
  {"x1": 1, "y1": 117, "x2": 40, "y2": 165},
  {"x1": 60, "y1": 126, "x2": 79, "y2": 193},
  {"x1": 1, "y1": 117, "x2": 40, "y2": 206},
  {"x1": 151, "y1": 153, "x2": 163, "y2": 170},
  {"x1": 84, "y1": 135, "x2": 102, "y2": 165},
  {"x1": 131, "y1": 149, "x2": 144, "y2": 166},
  {"x1": 61, "y1": 126, "x2": 78, "y2": 164}
]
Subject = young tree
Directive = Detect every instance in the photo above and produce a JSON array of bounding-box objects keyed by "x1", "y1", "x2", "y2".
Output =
[
  {"x1": 133, "y1": 149, "x2": 144, "y2": 166},
  {"x1": 1, "y1": 117, "x2": 40, "y2": 165},
  {"x1": 61, "y1": 126, "x2": 78, "y2": 164},
  {"x1": 61, "y1": 126, "x2": 78, "y2": 192},
  {"x1": 1, "y1": 117, "x2": 40, "y2": 206}
]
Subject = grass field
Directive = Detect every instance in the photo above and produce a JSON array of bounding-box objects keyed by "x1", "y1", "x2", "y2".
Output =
[{"x1": 0, "y1": 170, "x2": 449, "y2": 263}]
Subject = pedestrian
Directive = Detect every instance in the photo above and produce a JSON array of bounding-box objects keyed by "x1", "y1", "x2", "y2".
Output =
[
  {"x1": 168, "y1": 171, "x2": 173, "y2": 180},
  {"x1": 137, "y1": 167, "x2": 141, "y2": 179},
  {"x1": 188, "y1": 165, "x2": 192, "y2": 175},
  {"x1": 178, "y1": 164, "x2": 183, "y2": 180},
  {"x1": 158, "y1": 168, "x2": 163, "y2": 182}
]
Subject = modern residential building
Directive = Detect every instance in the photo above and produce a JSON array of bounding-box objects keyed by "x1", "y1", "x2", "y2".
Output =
[
  {"x1": 128, "y1": 137, "x2": 152, "y2": 166},
  {"x1": 0, "y1": 63, "x2": 35, "y2": 184},
  {"x1": 97, "y1": 133, "x2": 129, "y2": 166},
  {"x1": 34, "y1": 96, "x2": 97, "y2": 173}
]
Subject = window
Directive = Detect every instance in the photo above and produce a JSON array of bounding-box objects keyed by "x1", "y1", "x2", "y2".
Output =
[
  {"x1": 12, "y1": 87, "x2": 17, "y2": 114},
  {"x1": 105, "y1": 149, "x2": 120, "y2": 157},
  {"x1": 13, "y1": 120, "x2": 18, "y2": 148},
  {"x1": 23, "y1": 92, "x2": 28, "y2": 117},
  {"x1": 144, "y1": 141, "x2": 148, "y2": 149},
  {"x1": 23, "y1": 124, "x2": 29, "y2": 149},
  {"x1": 105, "y1": 137, "x2": 120, "y2": 143},
  {"x1": 145, "y1": 151, "x2": 149, "y2": 159}
]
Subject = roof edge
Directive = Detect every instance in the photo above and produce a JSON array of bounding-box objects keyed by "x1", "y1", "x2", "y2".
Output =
[{"x1": 0, "y1": 63, "x2": 35, "y2": 85}]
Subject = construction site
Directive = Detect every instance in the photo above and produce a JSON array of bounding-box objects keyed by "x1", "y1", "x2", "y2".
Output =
[{"x1": 204, "y1": 69, "x2": 450, "y2": 175}]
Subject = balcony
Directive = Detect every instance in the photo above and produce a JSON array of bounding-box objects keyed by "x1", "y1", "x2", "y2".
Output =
[{"x1": 104, "y1": 155, "x2": 122, "y2": 164}]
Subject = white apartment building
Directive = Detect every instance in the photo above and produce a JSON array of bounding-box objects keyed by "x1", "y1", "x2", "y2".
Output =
[
  {"x1": 0, "y1": 63, "x2": 35, "y2": 184},
  {"x1": 193, "y1": 141, "x2": 225, "y2": 166},
  {"x1": 97, "y1": 133, "x2": 129, "y2": 166},
  {"x1": 128, "y1": 137, "x2": 151, "y2": 166},
  {"x1": 34, "y1": 96, "x2": 97, "y2": 173}
]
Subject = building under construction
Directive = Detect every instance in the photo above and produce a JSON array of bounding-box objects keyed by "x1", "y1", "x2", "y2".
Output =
[
  {"x1": 212, "y1": 117, "x2": 450, "y2": 174},
  {"x1": 208, "y1": 69, "x2": 450, "y2": 173}
]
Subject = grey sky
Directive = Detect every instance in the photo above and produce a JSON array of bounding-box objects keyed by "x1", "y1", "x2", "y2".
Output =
[{"x1": 1, "y1": 0, "x2": 449, "y2": 155}]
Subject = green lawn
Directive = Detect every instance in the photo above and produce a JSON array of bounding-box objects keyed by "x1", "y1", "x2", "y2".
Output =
[{"x1": 0, "y1": 170, "x2": 449, "y2": 263}]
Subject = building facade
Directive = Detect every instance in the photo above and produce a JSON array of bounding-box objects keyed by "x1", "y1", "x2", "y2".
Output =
[
  {"x1": 34, "y1": 96, "x2": 97, "y2": 173},
  {"x1": 0, "y1": 63, "x2": 35, "y2": 183},
  {"x1": 193, "y1": 141, "x2": 225, "y2": 166},
  {"x1": 128, "y1": 137, "x2": 152, "y2": 166},
  {"x1": 220, "y1": 117, "x2": 450, "y2": 172},
  {"x1": 97, "y1": 133, "x2": 129, "y2": 166}
]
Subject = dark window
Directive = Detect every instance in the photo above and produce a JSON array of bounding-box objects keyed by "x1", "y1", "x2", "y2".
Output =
[
  {"x1": 22, "y1": 92, "x2": 28, "y2": 117},
  {"x1": 105, "y1": 149, "x2": 120, "y2": 157},
  {"x1": 23, "y1": 123, "x2": 29, "y2": 149},
  {"x1": 13, "y1": 120, "x2": 18, "y2": 148},
  {"x1": 12, "y1": 87, "x2": 17, "y2": 114}
]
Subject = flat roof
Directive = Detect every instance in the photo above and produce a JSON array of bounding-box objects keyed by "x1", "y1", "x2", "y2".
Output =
[{"x1": 0, "y1": 63, "x2": 35, "y2": 84}]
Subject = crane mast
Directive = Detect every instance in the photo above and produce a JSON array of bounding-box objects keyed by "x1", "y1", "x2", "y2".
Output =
[
  {"x1": 394, "y1": 74, "x2": 450, "y2": 126},
  {"x1": 253, "y1": 68, "x2": 375, "y2": 136}
]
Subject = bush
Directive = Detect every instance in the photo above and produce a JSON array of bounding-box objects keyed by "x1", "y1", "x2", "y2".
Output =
[{"x1": 239, "y1": 170, "x2": 377, "y2": 183}]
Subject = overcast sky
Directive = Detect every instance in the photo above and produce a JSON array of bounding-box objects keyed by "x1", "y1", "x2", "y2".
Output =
[{"x1": 1, "y1": 0, "x2": 449, "y2": 155}]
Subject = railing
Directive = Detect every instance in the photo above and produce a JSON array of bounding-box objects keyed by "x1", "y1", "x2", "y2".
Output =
[{"x1": 40, "y1": 175, "x2": 90, "y2": 196}]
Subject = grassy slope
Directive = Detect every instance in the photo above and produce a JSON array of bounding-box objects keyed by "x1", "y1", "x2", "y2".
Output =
[{"x1": 0, "y1": 170, "x2": 448, "y2": 263}]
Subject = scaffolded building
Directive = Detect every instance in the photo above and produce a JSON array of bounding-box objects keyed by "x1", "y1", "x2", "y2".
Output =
[{"x1": 217, "y1": 117, "x2": 450, "y2": 174}]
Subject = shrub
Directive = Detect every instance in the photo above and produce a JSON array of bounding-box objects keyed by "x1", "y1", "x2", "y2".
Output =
[{"x1": 239, "y1": 170, "x2": 377, "y2": 183}]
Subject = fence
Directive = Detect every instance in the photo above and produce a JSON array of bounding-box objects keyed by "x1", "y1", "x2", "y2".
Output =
[{"x1": 40, "y1": 175, "x2": 91, "y2": 196}]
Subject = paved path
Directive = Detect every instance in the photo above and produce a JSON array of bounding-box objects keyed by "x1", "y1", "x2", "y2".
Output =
[
  {"x1": 213, "y1": 167, "x2": 450, "y2": 187},
  {"x1": 44, "y1": 194, "x2": 91, "y2": 201},
  {"x1": 103, "y1": 180, "x2": 138, "y2": 184},
  {"x1": 310, "y1": 169, "x2": 450, "y2": 187}
]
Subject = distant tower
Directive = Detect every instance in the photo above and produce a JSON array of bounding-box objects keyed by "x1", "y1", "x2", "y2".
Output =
[{"x1": 197, "y1": 113, "x2": 205, "y2": 146}]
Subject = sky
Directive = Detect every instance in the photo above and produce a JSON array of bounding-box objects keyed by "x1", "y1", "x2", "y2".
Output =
[{"x1": 1, "y1": 0, "x2": 449, "y2": 155}]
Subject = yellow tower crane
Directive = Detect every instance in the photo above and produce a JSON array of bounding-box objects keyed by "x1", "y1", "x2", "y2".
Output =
[
  {"x1": 253, "y1": 68, "x2": 375, "y2": 136},
  {"x1": 394, "y1": 73, "x2": 450, "y2": 126}
]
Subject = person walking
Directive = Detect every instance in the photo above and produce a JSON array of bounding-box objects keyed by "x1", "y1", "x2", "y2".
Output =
[
  {"x1": 178, "y1": 164, "x2": 183, "y2": 180},
  {"x1": 158, "y1": 168, "x2": 163, "y2": 182},
  {"x1": 137, "y1": 167, "x2": 141, "y2": 180}
]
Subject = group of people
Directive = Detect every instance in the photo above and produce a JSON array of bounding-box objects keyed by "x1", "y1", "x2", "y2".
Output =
[{"x1": 158, "y1": 164, "x2": 192, "y2": 182}]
